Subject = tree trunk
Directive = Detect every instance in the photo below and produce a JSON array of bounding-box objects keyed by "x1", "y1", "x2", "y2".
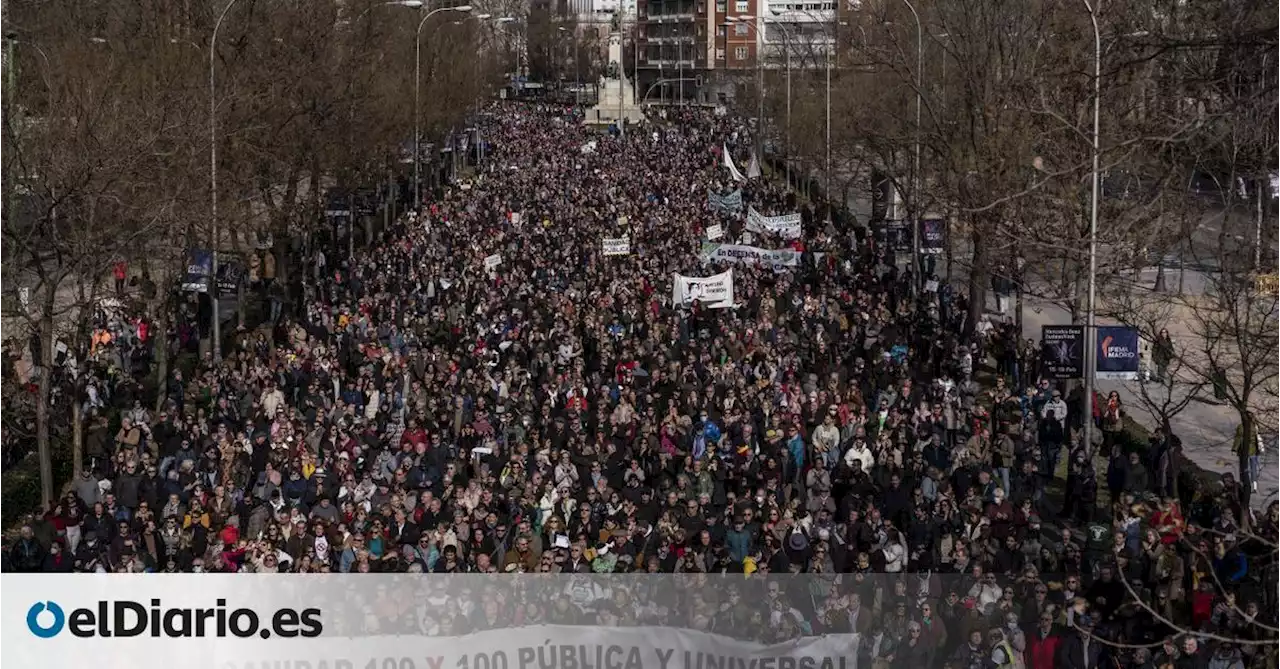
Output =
[
  {"x1": 1239, "y1": 409, "x2": 1253, "y2": 533},
  {"x1": 71, "y1": 399, "x2": 84, "y2": 481},
  {"x1": 36, "y1": 303, "x2": 55, "y2": 510},
  {"x1": 154, "y1": 299, "x2": 171, "y2": 413},
  {"x1": 965, "y1": 224, "x2": 989, "y2": 338}
]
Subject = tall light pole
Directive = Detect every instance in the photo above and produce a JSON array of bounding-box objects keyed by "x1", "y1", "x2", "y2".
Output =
[
  {"x1": 416, "y1": 5, "x2": 474, "y2": 210},
  {"x1": 826, "y1": 19, "x2": 834, "y2": 212},
  {"x1": 727, "y1": 16, "x2": 766, "y2": 162},
  {"x1": 896, "y1": 0, "x2": 923, "y2": 296},
  {"x1": 351, "y1": 0, "x2": 423, "y2": 24},
  {"x1": 766, "y1": 11, "x2": 796, "y2": 189},
  {"x1": 492, "y1": 17, "x2": 520, "y2": 82},
  {"x1": 209, "y1": 0, "x2": 239, "y2": 362},
  {"x1": 754, "y1": 17, "x2": 764, "y2": 160},
  {"x1": 1082, "y1": 0, "x2": 1101, "y2": 456}
]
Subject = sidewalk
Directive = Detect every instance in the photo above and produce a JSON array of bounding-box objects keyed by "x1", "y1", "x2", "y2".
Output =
[{"x1": 1005, "y1": 290, "x2": 1278, "y2": 509}]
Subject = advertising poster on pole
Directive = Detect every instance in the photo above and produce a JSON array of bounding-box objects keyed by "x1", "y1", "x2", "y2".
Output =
[
  {"x1": 1096, "y1": 326, "x2": 1140, "y2": 380},
  {"x1": 919, "y1": 218, "x2": 945, "y2": 254},
  {"x1": 1041, "y1": 325, "x2": 1084, "y2": 379}
]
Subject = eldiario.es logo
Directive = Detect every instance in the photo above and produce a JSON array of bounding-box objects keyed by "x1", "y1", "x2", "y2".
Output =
[{"x1": 27, "y1": 599, "x2": 322, "y2": 639}]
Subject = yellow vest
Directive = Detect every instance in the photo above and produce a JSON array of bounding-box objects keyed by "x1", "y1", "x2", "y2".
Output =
[{"x1": 995, "y1": 641, "x2": 1018, "y2": 669}]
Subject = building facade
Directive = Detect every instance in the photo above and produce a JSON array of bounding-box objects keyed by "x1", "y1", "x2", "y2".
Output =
[
  {"x1": 761, "y1": 0, "x2": 834, "y2": 71},
  {"x1": 633, "y1": 0, "x2": 761, "y2": 105},
  {"x1": 631, "y1": 0, "x2": 835, "y2": 104}
]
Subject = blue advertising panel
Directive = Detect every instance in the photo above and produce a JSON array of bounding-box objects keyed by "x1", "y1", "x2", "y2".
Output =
[{"x1": 1096, "y1": 325, "x2": 1140, "y2": 380}]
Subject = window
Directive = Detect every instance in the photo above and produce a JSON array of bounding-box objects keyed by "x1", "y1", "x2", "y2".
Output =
[
  {"x1": 716, "y1": 48, "x2": 726, "y2": 60},
  {"x1": 735, "y1": 0, "x2": 748, "y2": 12},
  {"x1": 734, "y1": 23, "x2": 748, "y2": 36},
  {"x1": 716, "y1": 0, "x2": 726, "y2": 11},
  {"x1": 734, "y1": 46, "x2": 749, "y2": 61},
  {"x1": 716, "y1": 25, "x2": 726, "y2": 37}
]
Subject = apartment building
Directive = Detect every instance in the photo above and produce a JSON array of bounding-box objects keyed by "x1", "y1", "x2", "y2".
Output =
[
  {"x1": 633, "y1": 0, "x2": 761, "y2": 105},
  {"x1": 761, "y1": 0, "x2": 835, "y2": 70}
]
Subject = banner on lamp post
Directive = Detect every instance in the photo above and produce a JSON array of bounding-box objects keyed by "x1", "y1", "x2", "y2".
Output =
[
  {"x1": 1096, "y1": 326, "x2": 1140, "y2": 380},
  {"x1": 1041, "y1": 325, "x2": 1084, "y2": 380},
  {"x1": 919, "y1": 217, "x2": 945, "y2": 254}
]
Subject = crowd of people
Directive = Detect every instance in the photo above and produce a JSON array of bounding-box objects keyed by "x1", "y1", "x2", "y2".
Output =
[{"x1": 4, "y1": 102, "x2": 1277, "y2": 668}]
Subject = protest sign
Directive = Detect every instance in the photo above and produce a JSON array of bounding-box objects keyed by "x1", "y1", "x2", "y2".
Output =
[
  {"x1": 602, "y1": 237, "x2": 631, "y2": 256},
  {"x1": 706, "y1": 224, "x2": 724, "y2": 241},
  {"x1": 699, "y1": 243, "x2": 801, "y2": 270},
  {"x1": 673, "y1": 270, "x2": 734, "y2": 309},
  {"x1": 214, "y1": 624, "x2": 859, "y2": 669},
  {"x1": 707, "y1": 189, "x2": 743, "y2": 214},
  {"x1": 745, "y1": 208, "x2": 802, "y2": 240},
  {"x1": 484, "y1": 254, "x2": 503, "y2": 271}
]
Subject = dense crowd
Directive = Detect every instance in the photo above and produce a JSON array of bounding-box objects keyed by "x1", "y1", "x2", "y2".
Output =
[{"x1": 4, "y1": 103, "x2": 1277, "y2": 668}]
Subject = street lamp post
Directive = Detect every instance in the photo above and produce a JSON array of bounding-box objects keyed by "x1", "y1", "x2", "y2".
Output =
[
  {"x1": 755, "y1": 23, "x2": 764, "y2": 160},
  {"x1": 766, "y1": 12, "x2": 796, "y2": 189},
  {"x1": 727, "y1": 16, "x2": 766, "y2": 165},
  {"x1": 1082, "y1": 0, "x2": 1102, "y2": 456},
  {"x1": 209, "y1": 0, "x2": 240, "y2": 362},
  {"x1": 896, "y1": 0, "x2": 923, "y2": 296},
  {"x1": 416, "y1": 5, "x2": 474, "y2": 210}
]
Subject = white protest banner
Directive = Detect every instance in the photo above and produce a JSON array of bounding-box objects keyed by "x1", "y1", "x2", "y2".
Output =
[
  {"x1": 747, "y1": 153, "x2": 761, "y2": 179},
  {"x1": 707, "y1": 189, "x2": 743, "y2": 214},
  {"x1": 484, "y1": 254, "x2": 503, "y2": 271},
  {"x1": 722, "y1": 143, "x2": 746, "y2": 182},
  {"x1": 672, "y1": 269, "x2": 735, "y2": 309},
  {"x1": 602, "y1": 237, "x2": 632, "y2": 256},
  {"x1": 746, "y1": 207, "x2": 803, "y2": 240},
  {"x1": 700, "y1": 243, "x2": 801, "y2": 270},
  {"x1": 214, "y1": 625, "x2": 859, "y2": 669},
  {"x1": 706, "y1": 224, "x2": 724, "y2": 241}
]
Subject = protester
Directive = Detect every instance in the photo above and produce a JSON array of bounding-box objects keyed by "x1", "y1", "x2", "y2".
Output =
[{"x1": 3, "y1": 102, "x2": 1274, "y2": 665}]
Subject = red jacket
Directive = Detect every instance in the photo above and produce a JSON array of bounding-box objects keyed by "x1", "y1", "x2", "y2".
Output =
[{"x1": 1025, "y1": 630, "x2": 1061, "y2": 669}]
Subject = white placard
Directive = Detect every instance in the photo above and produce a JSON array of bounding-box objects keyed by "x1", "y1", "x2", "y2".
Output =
[
  {"x1": 672, "y1": 269, "x2": 735, "y2": 309},
  {"x1": 746, "y1": 207, "x2": 803, "y2": 240},
  {"x1": 706, "y1": 224, "x2": 724, "y2": 241},
  {"x1": 484, "y1": 254, "x2": 503, "y2": 270},
  {"x1": 602, "y1": 237, "x2": 632, "y2": 256}
]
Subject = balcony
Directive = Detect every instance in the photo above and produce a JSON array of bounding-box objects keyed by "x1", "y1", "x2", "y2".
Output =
[{"x1": 646, "y1": 12, "x2": 697, "y2": 22}]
